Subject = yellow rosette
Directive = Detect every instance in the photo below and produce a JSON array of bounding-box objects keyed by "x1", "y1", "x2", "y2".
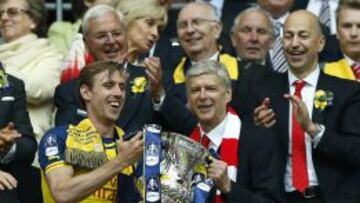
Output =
[
  {"x1": 314, "y1": 89, "x2": 334, "y2": 111},
  {"x1": 131, "y1": 77, "x2": 147, "y2": 94}
]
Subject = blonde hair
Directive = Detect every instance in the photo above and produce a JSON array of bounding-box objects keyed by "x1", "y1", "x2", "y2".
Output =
[{"x1": 114, "y1": 0, "x2": 168, "y2": 29}]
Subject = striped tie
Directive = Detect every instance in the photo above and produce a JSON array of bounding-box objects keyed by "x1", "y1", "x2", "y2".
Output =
[
  {"x1": 271, "y1": 21, "x2": 288, "y2": 73},
  {"x1": 319, "y1": 0, "x2": 331, "y2": 31}
]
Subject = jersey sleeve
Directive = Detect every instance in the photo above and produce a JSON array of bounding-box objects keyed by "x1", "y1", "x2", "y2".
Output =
[{"x1": 38, "y1": 126, "x2": 68, "y2": 174}]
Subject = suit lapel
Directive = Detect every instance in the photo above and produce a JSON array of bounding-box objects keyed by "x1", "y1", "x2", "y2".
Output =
[
  {"x1": 118, "y1": 65, "x2": 146, "y2": 129},
  {"x1": 275, "y1": 74, "x2": 291, "y2": 151},
  {"x1": 312, "y1": 72, "x2": 332, "y2": 124}
]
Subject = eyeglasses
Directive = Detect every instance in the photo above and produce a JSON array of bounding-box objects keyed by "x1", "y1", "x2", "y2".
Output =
[
  {"x1": 177, "y1": 18, "x2": 219, "y2": 30},
  {"x1": 0, "y1": 7, "x2": 29, "y2": 18}
]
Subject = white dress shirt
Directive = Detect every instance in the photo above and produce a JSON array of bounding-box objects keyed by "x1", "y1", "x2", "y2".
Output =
[
  {"x1": 307, "y1": 0, "x2": 339, "y2": 35},
  {"x1": 199, "y1": 115, "x2": 227, "y2": 151},
  {"x1": 284, "y1": 67, "x2": 325, "y2": 192}
]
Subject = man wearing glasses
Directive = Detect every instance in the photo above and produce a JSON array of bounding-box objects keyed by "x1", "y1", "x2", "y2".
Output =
[
  {"x1": 151, "y1": 2, "x2": 239, "y2": 134},
  {"x1": 162, "y1": 2, "x2": 239, "y2": 104}
]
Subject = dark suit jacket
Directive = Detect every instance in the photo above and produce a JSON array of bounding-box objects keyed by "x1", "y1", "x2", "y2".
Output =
[
  {"x1": 239, "y1": 70, "x2": 360, "y2": 203},
  {"x1": 290, "y1": 0, "x2": 309, "y2": 11},
  {"x1": 231, "y1": 60, "x2": 274, "y2": 120},
  {"x1": 0, "y1": 74, "x2": 37, "y2": 202},
  {"x1": 54, "y1": 64, "x2": 157, "y2": 133},
  {"x1": 0, "y1": 75, "x2": 36, "y2": 168},
  {"x1": 228, "y1": 122, "x2": 282, "y2": 203}
]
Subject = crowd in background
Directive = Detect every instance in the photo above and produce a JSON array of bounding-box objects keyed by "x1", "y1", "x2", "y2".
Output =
[{"x1": 0, "y1": 0, "x2": 360, "y2": 202}]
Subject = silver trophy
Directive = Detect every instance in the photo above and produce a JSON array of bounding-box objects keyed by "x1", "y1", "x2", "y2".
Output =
[{"x1": 139, "y1": 131, "x2": 211, "y2": 203}]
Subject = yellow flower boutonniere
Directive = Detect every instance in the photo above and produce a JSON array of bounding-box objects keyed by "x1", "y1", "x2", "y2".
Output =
[
  {"x1": 0, "y1": 69, "x2": 9, "y2": 90},
  {"x1": 314, "y1": 89, "x2": 334, "y2": 111},
  {"x1": 131, "y1": 77, "x2": 147, "y2": 94}
]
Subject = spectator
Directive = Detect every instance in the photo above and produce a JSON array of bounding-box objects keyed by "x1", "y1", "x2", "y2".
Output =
[
  {"x1": 0, "y1": 0, "x2": 63, "y2": 142},
  {"x1": 115, "y1": 0, "x2": 168, "y2": 66},
  {"x1": 257, "y1": 0, "x2": 295, "y2": 73},
  {"x1": 54, "y1": 5, "x2": 159, "y2": 135},
  {"x1": 59, "y1": 0, "x2": 115, "y2": 83},
  {"x1": 165, "y1": 2, "x2": 238, "y2": 104},
  {"x1": 48, "y1": 0, "x2": 113, "y2": 54},
  {"x1": 324, "y1": 0, "x2": 360, "y2": 81},
  {"x1": 0, "y1": 64, "x2": 37, "y2": 202},
  {"x1": 230, "y1": 7, "x2": 274, "y2": 66}
]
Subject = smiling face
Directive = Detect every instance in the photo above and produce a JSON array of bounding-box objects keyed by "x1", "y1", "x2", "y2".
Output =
[
  {"x1": 177, "y1": 3, "x2": 222, "y2": 61},
  {"x1": 187, "y1": 73, "x2": 231, "y2": 130},
  {"x1": 0, "y1": 0, "x2": 36, "y2": 42},
  {"x1": 231, "y1": 10, "x2": 274, "y2": 62},
  {"x1": 84, "y1": 11, "x2": 128, "y2": 64},
  {"x1": 336, "y1": 7, "x2": 360, "y2": 62},
  {"x1": 80, "y1": 69, "x2": 126, "y2": 125},
  {"x1": 127, "y1": 17, "x2": 162, "y2": 54},
  {"x1": 283, "y1": 11, "x2": 325, "y2": 78}
]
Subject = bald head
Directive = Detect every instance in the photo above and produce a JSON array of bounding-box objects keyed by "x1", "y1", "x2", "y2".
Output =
[
  {"x1": 283, "y1": 10, "x2": 325, "y2": 78},
  {"x1": 284, "y1": 10, "x2": 323, "y2": 36}
]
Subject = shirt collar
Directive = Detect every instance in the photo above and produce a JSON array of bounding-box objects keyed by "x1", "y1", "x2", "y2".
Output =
[
  {"x1": 288, "y1": 66, "x2": 320, "y2": 88},
  {"x1": 236, "y1": 56, "x2": 266, "y2": 65},
  {"x1": 199, "y1": 113, "x2": 227, "y2": 149},
  {"x1": 191, "y1": 51, "x2": 220, "y2": 65},
  {"x1": 344, "y1": 54, "x2": 358, "y2": 66}
]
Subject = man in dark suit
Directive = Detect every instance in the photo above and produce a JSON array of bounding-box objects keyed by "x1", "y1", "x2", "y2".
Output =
[
  {"x1": 0, "y1": 65, "x2": 37, "y2": 202},
  {"x1": 162, "y1": 2, "x2": 239, "y2": 104},
  {"x1": 250, "y1": 10, "x2": 360, "y2": 203},
  {"x1": 54, "y1": 5, "x2": 157, "y2": 134},
  {"x1": 184, "y1": 60, "x2": 281, "y2": 203}
]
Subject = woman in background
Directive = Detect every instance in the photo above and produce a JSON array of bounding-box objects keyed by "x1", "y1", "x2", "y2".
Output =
[
  {"x1": 115, "y1": 0, "x2": 168, "y2": 65},
  {"x1": 0, "y1": 0, "x2": 63, "y2": 141}
]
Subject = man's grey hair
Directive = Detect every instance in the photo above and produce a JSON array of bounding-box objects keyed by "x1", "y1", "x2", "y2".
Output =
[
  {"x1": 184, "y1": 1, "x2": 220, "y2": 21},
  {"x1": 186, "y1": 60, "x2": 231, "y2": 92},
  {"x1": 82, "y1": 4, "x2": 127, "y2": 36},
  {"x1": 231, "y1": 7, "x2": 274, "y2": 38}
]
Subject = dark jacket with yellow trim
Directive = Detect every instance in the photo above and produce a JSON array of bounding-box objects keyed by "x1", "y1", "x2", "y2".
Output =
[{"x1": 163, "y1": 51, "x2": 239, "y2": 104}]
